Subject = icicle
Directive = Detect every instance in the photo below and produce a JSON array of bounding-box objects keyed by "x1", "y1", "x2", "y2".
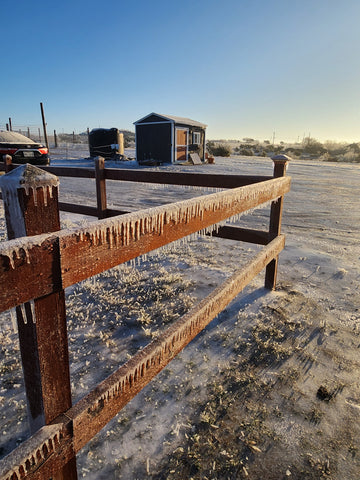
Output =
[
  {"x1": 30, "y1": 300, "x2": 36, "y2": 323},
  {"x1": 10, "y1": 308, "x2": 18, "y2": 333},
  {"x1": 2, "y1": 188, "x2": 26, "y2": 238},
  {"x1": 20, "y1": 304, "x2": 27, "y2": 324}
]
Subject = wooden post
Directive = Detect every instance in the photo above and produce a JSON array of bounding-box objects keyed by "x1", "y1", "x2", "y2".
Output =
[
  {"x1": 54, "y1": 129, "x2": 58, "y2": 148},
  {"x1": 265, "y1": 155, "x2": 289, "y2": 290},
  {"x1": 95, "y1": 156, "x2": 107, "y2": 219},
  {"x1": 3, "y1": 154, "x2": 12, "y2": 173},
  {"x1": 27, "y1": 127, "x2": 30, "y2": 138},
  {"x1": 40, "y1": 102, "x2": 49, "y2": 150},
  {"x1": 8, "y1": 117, "x2": 12, "y2": 131},
  {"x1": 0, "y1": 165, "x2": 78, "y2": 479}
]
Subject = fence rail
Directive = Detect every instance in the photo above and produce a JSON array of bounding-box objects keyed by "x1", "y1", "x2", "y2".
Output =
[{"x1": 0, "y1": 156, "x2": 290, "y2": 479}]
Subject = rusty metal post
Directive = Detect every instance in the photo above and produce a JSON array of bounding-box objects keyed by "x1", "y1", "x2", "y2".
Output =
[
  {"x1": 0, "y1": 164, "x2": 78, "y2": 479},
  {"x1": 95, "y1": 156, "x2": 107, "y2": 219},
  {"x1": 265, "y1": 155, "x2": 289, "y2": 290}
]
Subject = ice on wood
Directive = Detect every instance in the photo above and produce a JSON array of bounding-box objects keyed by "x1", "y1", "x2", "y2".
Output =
[
  {"x1": 0, "y1": 164, "x2": 59, "y2": 206},
  {"x1": 0, "y1": 231, "x2": 55, "y2": 269},
  {"x1": 0, "y1": 178, "x2": 284, "y2": 272},
  {"x1": 0, "y1": 423, "x2": 66, "y2": 480},
  {"x1": 66, "y1": 180, "x2": 282, "y2": 251},
  {"x1": 0, "y1": 164, "x2": 59, "y2": 240}
]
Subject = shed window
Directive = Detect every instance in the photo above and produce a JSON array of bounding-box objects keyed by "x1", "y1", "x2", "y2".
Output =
[{"x1": 193, "y1": 132, "x2": 201, "y2": 145}]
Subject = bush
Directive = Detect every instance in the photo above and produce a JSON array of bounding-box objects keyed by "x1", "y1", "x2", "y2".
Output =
[
  {"x1": 239, "y1": 148, "x2": 254, "y2": 156},
  {"x1": 302, "y1": 137, "x2": 327, "y2": 155},
  {"x1": 206, "y1": 142, "x2": 232, "y2": 157}
]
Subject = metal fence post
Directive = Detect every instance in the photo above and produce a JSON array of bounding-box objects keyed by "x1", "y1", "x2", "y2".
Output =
[
  {"x1": 265, "y1": 155, "x2": 290, "y2": 290},
  {"x1": 0, "y1": 164, "x2": 78, "y2": 479},
  {"x1": 95, "y1": 156, "x2": 107, "y2": 219}
]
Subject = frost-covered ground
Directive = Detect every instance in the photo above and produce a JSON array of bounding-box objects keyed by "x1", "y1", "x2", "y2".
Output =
[{"x1": 0, "y1": 148, "x2": 360, "y2": 479}]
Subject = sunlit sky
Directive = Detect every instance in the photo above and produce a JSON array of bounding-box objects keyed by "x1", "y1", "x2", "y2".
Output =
[{"x1": 2, "y1": 0, "x2": 360, "y2": 143}]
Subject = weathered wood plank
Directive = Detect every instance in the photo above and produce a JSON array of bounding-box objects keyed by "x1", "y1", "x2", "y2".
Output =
[
  {"x1": 0, "y1": 177, "x2": 290, "y2": 313},
  {"x1": 265, "y1": 156, "x2": 289, "y2": 289},
  {"x1": 0, "y1": 165, "x2": 77, "y2": 478},
  {"x1": 58, "y1": 202, "x2": 127, "y2": 218},
  {"x1": 104, "y1": 168, "x2": 272, "y2": 188},
  {"x1": 40, "y1": 166, "x2": 96, "y2": 179},
  {"x1": 0, "y1": 419, "x2": 74, "y2": 480},
  {"x1": 211, "y1": 225, "x2": 270, "y2": 245},
  {"x1": 60, "y1": 178, "x2": 290, "y2": 287},
  {"x1": 1, "y1": 164, "x2": 272, "y2": 188},
  {"x1": 0, "y1": 235, "x2": 61, "y2": 312},
  {"x1": 95, "y1": 157, "x2": 107, "y2": 219},
  {"x1": 67, "y1": 235, "x2": 285, "y2": 452}
]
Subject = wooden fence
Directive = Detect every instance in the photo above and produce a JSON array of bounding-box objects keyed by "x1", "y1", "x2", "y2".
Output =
[{"x1": 0, "y1": 156, "x2": 291, "y2": 479}]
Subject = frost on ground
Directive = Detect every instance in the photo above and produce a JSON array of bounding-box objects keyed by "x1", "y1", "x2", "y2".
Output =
[{"x1": 0, "y1": 154, "x2": 360, "y2": 479}]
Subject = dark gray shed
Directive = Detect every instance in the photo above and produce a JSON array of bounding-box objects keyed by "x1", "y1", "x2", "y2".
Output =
[{"x1": 134, "y1": 113, "x2": 207, "y2": 165}]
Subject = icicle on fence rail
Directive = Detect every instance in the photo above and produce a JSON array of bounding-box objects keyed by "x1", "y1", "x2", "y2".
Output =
[{"x1": 0, "y1": 175, "x2": 290, "y2": 312}]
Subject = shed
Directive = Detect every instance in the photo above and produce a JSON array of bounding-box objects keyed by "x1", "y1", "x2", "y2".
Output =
[{"x1": 134, "y1": 113, "x2": 207, "y2": 165}]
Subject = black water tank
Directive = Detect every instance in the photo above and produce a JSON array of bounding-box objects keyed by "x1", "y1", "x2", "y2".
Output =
[{"x1": 88, "y1": 128, "x2": 123, "y2": 159}]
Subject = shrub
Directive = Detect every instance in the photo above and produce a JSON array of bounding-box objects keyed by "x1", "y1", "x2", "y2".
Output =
[
  {"x1": 206, "y1": 142, "x2": 232, "y2": 157},
  {"x1": 302, "y1": 137, "x2": 327, "y2": 155}
]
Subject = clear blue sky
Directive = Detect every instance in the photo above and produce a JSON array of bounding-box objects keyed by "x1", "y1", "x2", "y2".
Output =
[{"x1": 2, "y1": 0, "x2": 360, "y2": 142}]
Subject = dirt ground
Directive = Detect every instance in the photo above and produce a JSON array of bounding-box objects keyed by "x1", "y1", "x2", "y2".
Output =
[{"x1": 151, "y1": 285, "x2": 360, "y2": 480}]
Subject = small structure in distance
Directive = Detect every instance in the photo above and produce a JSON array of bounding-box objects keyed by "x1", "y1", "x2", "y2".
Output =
[
  {"x1": 134, "y1": 113, "x2": 207, "y2": 165},
  {"x1": 88, "y1": 128, "x2": 125, "y2": 160}
]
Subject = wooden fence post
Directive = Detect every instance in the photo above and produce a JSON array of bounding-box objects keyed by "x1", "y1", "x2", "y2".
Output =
[
  {"x1": 0, "y1": 164, "x2": 78, "y2": 479},
  {"x1": 40, "y1": 102, "x2": 49, "y2": 150},
  {"x1": 95, "y1": 156, "x2": 107, "y2": 219},
  {"x1": 264, "y1": 154, "x2": 290, "y2": 290},
  {"x1": 3, "y1": 154, "x2": 12, "y2": 173}
]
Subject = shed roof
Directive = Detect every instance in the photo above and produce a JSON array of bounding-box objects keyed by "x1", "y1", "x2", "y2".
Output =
[{"x1": 134, "y1": 112, "x2": 207, "y2": 128}]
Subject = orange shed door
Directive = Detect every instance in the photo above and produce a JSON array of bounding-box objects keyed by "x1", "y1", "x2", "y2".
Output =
[{"x1": 175, "y1": 128, "x2": 188, "y2": 162}]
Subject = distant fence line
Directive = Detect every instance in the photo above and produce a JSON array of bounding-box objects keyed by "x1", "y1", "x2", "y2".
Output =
[{"x1": 0, "y1": 124, "x2": 89, "y2": 146}]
